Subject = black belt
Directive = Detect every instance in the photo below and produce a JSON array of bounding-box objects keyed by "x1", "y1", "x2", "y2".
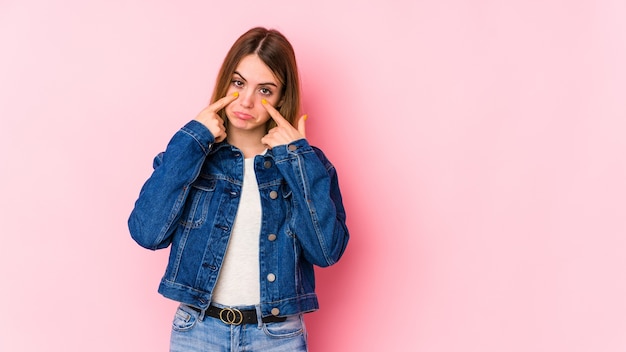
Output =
[{"x1": 188, "y1": 305, "x2": 286, "y2": 325}]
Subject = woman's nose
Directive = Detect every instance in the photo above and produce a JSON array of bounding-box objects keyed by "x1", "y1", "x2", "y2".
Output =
[{"x1": 239, "y1": 89, "x2": 254, "y2": 108}]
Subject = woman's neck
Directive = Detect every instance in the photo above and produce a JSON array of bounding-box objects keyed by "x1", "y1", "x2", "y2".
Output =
[{"x1": 227, "y1": 129, "x2": 267, "y2": 158}]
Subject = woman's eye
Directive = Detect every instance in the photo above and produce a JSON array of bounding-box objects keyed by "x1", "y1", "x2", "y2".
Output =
[
  {"x1": 231, "y1": 80, "x2": 244, "y2": 88},
  {"x1": 259, "y1": 87, "x2": 272, "y2": 96}
]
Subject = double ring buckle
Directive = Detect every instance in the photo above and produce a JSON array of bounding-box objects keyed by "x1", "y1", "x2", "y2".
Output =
[{"x1": 219, "y1": 307, "x2": 244, "y2": 325}]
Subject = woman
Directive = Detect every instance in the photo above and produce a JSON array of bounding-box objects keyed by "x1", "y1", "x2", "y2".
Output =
[{"x1": 128, "y1": 27, "x2": 349, "y2": 351}]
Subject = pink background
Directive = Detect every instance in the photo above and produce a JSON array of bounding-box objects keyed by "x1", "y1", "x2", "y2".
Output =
[{"x1": 1, "y1": 1, "x2": 625, "y2": 351}]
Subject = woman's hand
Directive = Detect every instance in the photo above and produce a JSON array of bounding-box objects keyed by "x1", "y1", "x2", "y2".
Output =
[
  {"x1": 260, "y1": 99, "x2": 307, "y2": 149},
  {"x1": 194, "y1": 93, "x2": 239, "y2": 143}
]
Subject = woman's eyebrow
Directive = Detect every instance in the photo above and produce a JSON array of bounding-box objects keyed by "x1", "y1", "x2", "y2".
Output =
[{"x1": 233, "y1": 71, "x2": 278, "y2": 87}]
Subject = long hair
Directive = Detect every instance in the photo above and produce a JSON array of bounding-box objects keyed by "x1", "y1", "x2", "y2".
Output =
[{"x1": 210, "y1": 27, "x2": 301, "y2": 130}]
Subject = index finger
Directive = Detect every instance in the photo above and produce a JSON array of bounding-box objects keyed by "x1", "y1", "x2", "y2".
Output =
[
  {"x1": 261, "y1": 99, "x2": 289, "y2": 126},
  {"x1": 208, "y1": 92, "x2": 239, "y2": 113}
]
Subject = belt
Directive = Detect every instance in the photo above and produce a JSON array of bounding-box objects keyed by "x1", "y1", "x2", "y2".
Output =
[{"x1": 188, "y1": 305, "x2": 286, "y2": 325}]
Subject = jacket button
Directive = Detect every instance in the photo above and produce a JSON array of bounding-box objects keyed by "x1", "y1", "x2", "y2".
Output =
[
  {"x1": 269, "y1": 191, "x2": 278, "y2": 199},
  {"x1": 267, "y1": 234, "x2": 277, "y2": 241},
  {"x1": 271, "y1": 308, "x2": 280, "y2": 316},
  {"x1": 263, "y1": 160, "x2": 272, "y2": 168},
  {"x1": 267, "y1": 273, "x2": 276, "y2": 282},
  {"x1": 288, "y1": 144, "x2": 297, "y2": 151}
]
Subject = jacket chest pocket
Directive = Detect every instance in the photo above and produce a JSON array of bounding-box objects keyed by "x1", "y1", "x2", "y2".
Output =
[{"x1": 179, "y1": 177, "x2": 217, "y2": 229}]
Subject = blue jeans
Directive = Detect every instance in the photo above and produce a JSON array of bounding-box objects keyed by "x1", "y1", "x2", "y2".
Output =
[{"x1": 169, "y1": 304, "x2": 308, "y2": 352}]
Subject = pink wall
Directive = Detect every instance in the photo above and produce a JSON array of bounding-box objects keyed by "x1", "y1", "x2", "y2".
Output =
[{"x1": 1, "y1": 1, "x2": 625, "y2": 351}]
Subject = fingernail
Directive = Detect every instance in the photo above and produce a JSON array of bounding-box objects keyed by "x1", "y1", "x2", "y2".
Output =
[
  {"x1": 261, "y1": 98, "x2": 267, "y2": 105},
  {"x1": 232, "y1": 92, "x2": 239, "y2": 97},
  {"x1": 303, "y1": 114, "x2": 308, "y2": 121}
]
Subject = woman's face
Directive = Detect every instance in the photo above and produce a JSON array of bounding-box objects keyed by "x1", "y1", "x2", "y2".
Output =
[{"x1": 225, "y1": 54, "x2": 283, "y2": 133}]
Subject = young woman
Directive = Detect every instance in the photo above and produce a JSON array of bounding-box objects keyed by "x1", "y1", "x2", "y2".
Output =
[{"x1": 128, "y1": 27, "x2": 349, "y2": 351}]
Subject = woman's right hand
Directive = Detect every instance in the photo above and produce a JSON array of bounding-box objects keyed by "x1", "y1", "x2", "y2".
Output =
[{"x1": 194, "y1": 92, "x2": 239, "y2": 143}]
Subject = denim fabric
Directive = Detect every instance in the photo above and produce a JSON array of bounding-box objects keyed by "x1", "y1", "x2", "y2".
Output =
[
  {"x1": 128, "y1": 120, "x2": 349, "y2": 318},
  {"x1": 170, "y1": 304, "x2": 308, "y2": 352}
]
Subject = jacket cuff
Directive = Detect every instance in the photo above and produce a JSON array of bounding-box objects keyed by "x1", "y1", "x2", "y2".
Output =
[
  {"x1": 271, "y1": 138, "x2": 312, "y2": 161},
  {"x1": 180, "y1": 120, "x2": 216, "y2": 154}
]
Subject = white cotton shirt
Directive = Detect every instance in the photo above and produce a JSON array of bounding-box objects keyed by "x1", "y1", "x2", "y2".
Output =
[{"x1": 212, "y1": 157, "x2": 261, "y2": 306}]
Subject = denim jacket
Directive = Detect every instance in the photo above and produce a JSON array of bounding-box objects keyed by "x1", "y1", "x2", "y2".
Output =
[{"x1": 128, "y1": 120, "x2": 349, "y2": 318}]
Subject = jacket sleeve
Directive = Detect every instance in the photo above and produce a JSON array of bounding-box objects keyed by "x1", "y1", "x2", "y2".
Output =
[
  {"x1": 272, "y1": 138, "x2": 350, "y2": 267},
  {"x1": 128, "y1": 120, "x2": 214, "y2": 250}
]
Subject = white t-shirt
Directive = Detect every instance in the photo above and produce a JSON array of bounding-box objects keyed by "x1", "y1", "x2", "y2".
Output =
[{"x1": 212, "y1": 157, "x2": 261, "y2": 306}]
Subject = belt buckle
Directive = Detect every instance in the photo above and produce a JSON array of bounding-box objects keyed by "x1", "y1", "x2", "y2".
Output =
[{"x1": 219, "y1": 307, "x2": 244, "y2": 325}]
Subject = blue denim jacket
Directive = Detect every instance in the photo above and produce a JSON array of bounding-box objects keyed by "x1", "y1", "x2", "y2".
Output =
[{"x1": 128, "y1": 120, "x2": 349, "y2": 318}]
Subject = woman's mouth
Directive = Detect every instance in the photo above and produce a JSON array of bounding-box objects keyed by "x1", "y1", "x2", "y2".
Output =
[{"x1": 233, "y1": 111, "x2": 254, "y2": 120}]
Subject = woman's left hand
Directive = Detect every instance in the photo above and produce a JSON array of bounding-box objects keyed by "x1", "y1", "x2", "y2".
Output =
[{"x1": 260, "y1": 99, "x2": 307, "y2": 149}]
